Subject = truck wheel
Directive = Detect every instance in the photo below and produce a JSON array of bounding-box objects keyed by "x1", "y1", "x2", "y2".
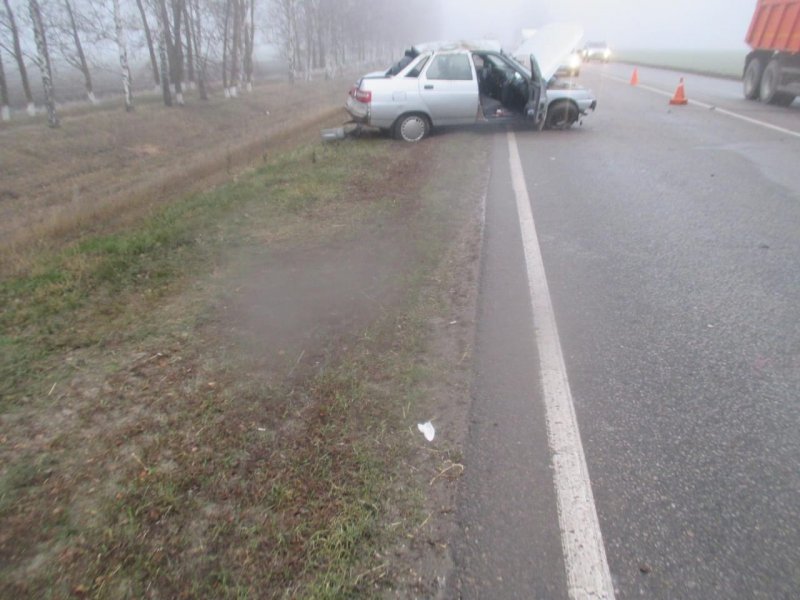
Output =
[
  {"x1": 759, "y1": 59, "x2": 784, "y2": 104},
  {"x1": 545, "y1": 100, "x2": 578, "y2": 130},
  {"x1": 743, "y1": 57, "x2": 763, "y2": 100},
  {"x1": 393, "y1": 113, "x2": 430, "y2": 142}
]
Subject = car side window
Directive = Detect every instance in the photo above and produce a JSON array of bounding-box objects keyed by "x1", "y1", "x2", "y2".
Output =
[
  {"x1": 406, "y1": 56, "x2": 430, "y2": 78},
  {"x1": 426, "y1": 54, "x2": 473, "y2": 81}
]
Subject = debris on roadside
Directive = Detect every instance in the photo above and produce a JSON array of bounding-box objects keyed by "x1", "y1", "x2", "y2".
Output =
[
  {"x1": 417, "y1": 421, "x2": 436, "y2": 442},
  {"x1": 430, "y1": 461, "x2": 464, "y2": 485},
  {"x1": 320, "y1": 123, "x2": 362, "y2": 142}
]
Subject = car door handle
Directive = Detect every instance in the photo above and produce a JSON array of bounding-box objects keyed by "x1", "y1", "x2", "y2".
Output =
[{"x1": 424, "y1": 84, "x2": 434, "y2": 90}]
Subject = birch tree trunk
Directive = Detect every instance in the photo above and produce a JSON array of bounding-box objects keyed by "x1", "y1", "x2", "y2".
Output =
[
  {"x1": 229, "y1": 0, "x2": 240, "y2": 97},
  {"x1": 0, "y1": 49, "x2": 10, "y2": 121},
  {"x1": 135, "y1": 0, "x2": 160, "y2": 88},
  {"x1": 243, "y1": 0, "x2": 254, "y2": 92},
  {"x1": 287, "y1": 0, "x2": 299, "y2": 83},
  {"x1": 222, "y1": 0, "x2": 230, "y2": 97},
  {"x1": 188, "y1": 0, "x2": 206, "y2": 100},
  {"x1": 3, "y1": 0, "x2": 35, "y2": 115},
  {"x1": 182, "y1": 1, "x2": 194, "y2": 89},
  {"x1": 170, "y1": 0, "x2": 185, "y2": 105},
  {"x1": 63, "y1": 0, "x2": 95, "y2": 104},
  {"x1": 28, "y1": 0, "x2": 58, "y2": 127},
  {"x1": 156, "y1": 3, "x2": 172, "y2": 106},
  {"x1": 112, "y1": 0, "x2": 133, "y2": 111},
  {"x1": 304, "y1": 2, "x2": 313, "y2": 82}
]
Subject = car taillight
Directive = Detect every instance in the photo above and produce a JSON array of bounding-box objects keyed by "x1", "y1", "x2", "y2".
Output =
[{"x1": 354, "y1": 89, "x2": 372, "y2": 104}]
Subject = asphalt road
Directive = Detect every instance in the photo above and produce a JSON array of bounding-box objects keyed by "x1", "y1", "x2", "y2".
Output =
[{"x1": 451, "y1": 63, "x2": 800, "y2": 599}]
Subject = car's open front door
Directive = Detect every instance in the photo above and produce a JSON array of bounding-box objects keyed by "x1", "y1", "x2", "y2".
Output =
[{"x1": 525, "y1": 55, "x2": 547, "y2": 129}]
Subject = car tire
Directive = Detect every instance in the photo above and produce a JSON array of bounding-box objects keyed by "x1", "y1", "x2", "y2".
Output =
[
  {"x1": 393, "y1": 113, "x2": 430, "y2": 142},
  {"x1": 743, "y1": 57, "x2": 763, "y2": 100},
  {"x1": 545, "y1": 100, "x2": 578, "y2": 130}
]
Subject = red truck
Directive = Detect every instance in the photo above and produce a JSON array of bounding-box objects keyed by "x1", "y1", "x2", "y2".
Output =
[{"x1": 743, "y1": 0, "x2": 800, "y2": 105}]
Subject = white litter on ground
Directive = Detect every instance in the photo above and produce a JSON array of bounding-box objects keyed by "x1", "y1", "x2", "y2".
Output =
[{"x1": 417, "y1": 421, "x2": 436, "y2": 442}]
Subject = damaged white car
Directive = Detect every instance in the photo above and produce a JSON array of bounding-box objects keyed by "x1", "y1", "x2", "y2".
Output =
[{"x1": 345, "y1": 40, "x2": 548, "y2": 142}]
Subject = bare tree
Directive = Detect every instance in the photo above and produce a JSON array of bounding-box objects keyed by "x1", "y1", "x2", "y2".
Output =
[
  {"x1": 186, "y1": 0, "x2": 207, "y2": 99},
  {"x1": 0, "y1": 47, "x2": 9, "y2": 120},
  {"x1": 28, "y1": 0, "x2": 57, "y2": 127},
  {"x1": 2, "y1": 0, "x2": 34, "y2": 115},
  {"x1": 302, "y1": 0, "x2": 313, "y2": 81},
  {"x1": 112, "y1": 0, "x2": 133, "y2": 111},
  {"x1": 229, "y1": 0, "x2": 240, "y2": 96},
  {"x1": 59, "y1": 0, "x2": 95, "y2": 104},
  {"x1": 135, "y1": 0, "x2": 160, "y2": 87},
  {"x1": 243, "y1": 0, "x2": 254, "y2": 90},
  {"x1": 155, "y1": 0, "x2": 185, "y2": 105},
  {"x1": 272, "y1": 0, "x2": 299, "y2": 83},
  {"x1": 155, "y1": 0, "x2": 171, "y2": 105},
  {"x1": 182, "y1": 0, "x2": 193, "y2": 88},
  {"x1": 221, "y1": 0, "x2": 230, "y2": 96},
  {"x1": 170, "y1": 0, "x2": 185, "y2": 104}
]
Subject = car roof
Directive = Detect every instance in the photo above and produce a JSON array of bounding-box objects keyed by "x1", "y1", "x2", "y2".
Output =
[{"x1": 411, "y1": 39, "x2": 503, "y2": 54}]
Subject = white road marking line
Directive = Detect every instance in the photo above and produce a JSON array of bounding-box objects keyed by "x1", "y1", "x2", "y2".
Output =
[
  {"x1": 507, "y1": 130, "x2": 615, "y2": 600},
  {"x1": 605, "y1": 73, "x2": 800, "y2": 139}
]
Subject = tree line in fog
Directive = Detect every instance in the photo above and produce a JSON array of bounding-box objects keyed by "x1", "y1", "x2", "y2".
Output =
[{"x1": 0, "y1": 0, "x2": 441, "y2": 127}]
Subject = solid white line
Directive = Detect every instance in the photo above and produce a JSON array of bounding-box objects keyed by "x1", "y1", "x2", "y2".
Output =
[
  {"x1": 507, "y1": 130, "x2": 616, "y2": 600},
  {"x1": 605, "y1": 74, "x2": 800, "y2": 139}
]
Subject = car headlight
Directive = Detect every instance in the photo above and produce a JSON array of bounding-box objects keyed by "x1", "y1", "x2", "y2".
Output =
[
  {"x1": 568, "y1": 54, "x2": 581, "y2": 69},
  {"x1": 603, "y1": 49, "x2": 611, "y2": 59}
]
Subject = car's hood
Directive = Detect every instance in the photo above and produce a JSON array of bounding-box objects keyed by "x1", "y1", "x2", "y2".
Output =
[{"x1": 512, "y1": 22, "x2": 584, "y2": 81}]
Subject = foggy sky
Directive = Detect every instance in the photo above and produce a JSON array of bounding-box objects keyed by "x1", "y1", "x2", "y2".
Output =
[{"x1": 441, "y1": 0, "x2": 756, "y2": 50}]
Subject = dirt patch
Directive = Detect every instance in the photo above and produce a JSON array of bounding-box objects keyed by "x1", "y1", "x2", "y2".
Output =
[{"x1": 219, "y1": 229, "x2": 417, "y2": 380}]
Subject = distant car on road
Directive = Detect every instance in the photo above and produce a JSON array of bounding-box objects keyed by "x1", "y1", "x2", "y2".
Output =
[
  {"x1": 582, "y1": 41, "x2": 612, "y2": 62},
  {"x1": 345, "y1": 41, "x2": 548, "y2": 142},
  {"x1": 556, "y1": 50, "x2": 583, "y2": 77}
]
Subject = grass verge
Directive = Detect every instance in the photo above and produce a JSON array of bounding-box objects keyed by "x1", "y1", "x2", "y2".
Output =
[
  {"x1": 0, "y1": 129, "x2": 488, "y2": 598},
  {"x1": 615, "y1": 49, "x2": 747, "y2": 79}
]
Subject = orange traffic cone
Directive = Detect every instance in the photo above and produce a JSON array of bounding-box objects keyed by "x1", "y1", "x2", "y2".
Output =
[
  {"x1": 669, "y1": 78, "x2": 688, "y2": 105},
  {"x1": 630, "y1": 68, "x2": 639, "y2": 86}
]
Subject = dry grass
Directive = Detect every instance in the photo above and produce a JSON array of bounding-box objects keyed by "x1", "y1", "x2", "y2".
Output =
[{"x1": 0, "y1": 77, "x2": 354, "y2": 275}]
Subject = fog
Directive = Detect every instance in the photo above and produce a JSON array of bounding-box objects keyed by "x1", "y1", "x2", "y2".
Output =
[{"x1": 441, "y1": 0, "x2": 756, "y2": 50}]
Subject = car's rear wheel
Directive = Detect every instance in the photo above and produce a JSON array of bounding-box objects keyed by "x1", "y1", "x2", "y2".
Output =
[
  {"x1": 545, "y1": 100, "x2": 578, "y2": 130},
  {"x1": 393, "y1": 113, "x2": 430, "y2": 142}
]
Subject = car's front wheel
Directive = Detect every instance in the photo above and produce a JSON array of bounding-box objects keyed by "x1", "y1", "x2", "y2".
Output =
[
  {"x1": 545, "y1": 100, "x2": 578, "y2": 130},
  {"x1": 393, "y1": 113, "x2": 430, "y2": 142}
]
